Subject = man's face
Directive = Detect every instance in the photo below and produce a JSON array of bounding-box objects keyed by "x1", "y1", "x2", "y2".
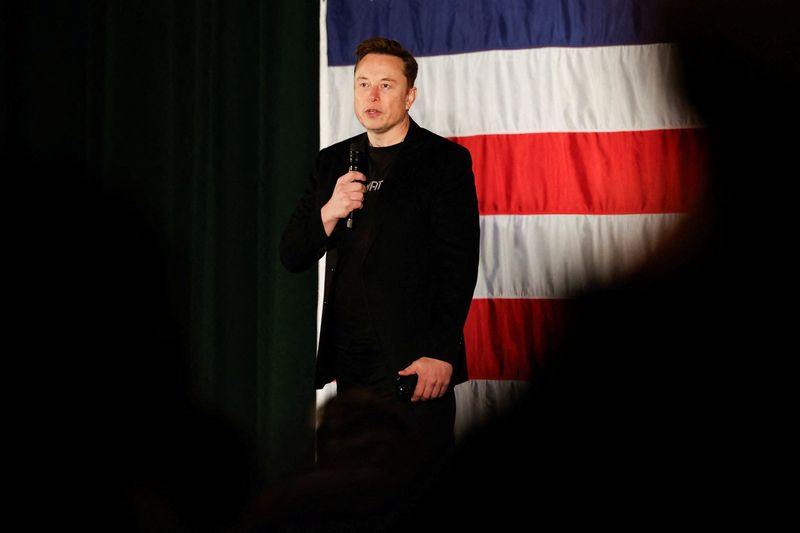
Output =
[{"x1": 354, "y1": 53, "x2": 416, "y2": 139}]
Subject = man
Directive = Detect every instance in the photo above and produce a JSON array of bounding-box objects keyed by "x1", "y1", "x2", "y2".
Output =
[{"x1": 280, "y1": 37, "x2": 479, "y2": 461}]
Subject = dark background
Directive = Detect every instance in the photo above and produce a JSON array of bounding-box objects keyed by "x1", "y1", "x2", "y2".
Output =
[{"x1": 2, "y1": 0, "x2": 320, "y2": 487}]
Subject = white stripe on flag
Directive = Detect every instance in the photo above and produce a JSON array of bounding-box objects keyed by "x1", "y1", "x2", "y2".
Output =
[
  {"x1": 476, "y1": 213, "x2": 683, "y2": 299},
  {"x1": 324, "y1": 43, "x2": 701, "y2": 145}
]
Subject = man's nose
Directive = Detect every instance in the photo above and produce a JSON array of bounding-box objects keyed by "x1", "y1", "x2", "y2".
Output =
[{"x1": 369, "y1": 87, "x2": 380, "y2": 101}]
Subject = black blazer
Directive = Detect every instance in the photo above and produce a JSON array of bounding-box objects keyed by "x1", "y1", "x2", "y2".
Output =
[{"x1": 280, "y1": 119, "x2": 480, "y2": 389}]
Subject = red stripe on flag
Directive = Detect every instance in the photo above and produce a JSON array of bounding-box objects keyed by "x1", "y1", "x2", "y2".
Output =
[
  {"x1": 464, "y1": 298, "x2": 569, "y2": 381},
  {"x1": 452, "y1": 129, "x2": 707, "y2": 215}
]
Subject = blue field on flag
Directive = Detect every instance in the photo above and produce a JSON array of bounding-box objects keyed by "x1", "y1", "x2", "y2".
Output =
[{"x1": 326, "y1": 0, "x2": 666, "y2": 65}]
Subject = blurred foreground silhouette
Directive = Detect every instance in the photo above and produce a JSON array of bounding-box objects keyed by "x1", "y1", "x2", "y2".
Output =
[
  {"x1": 423, "y1": 0, "x2": 800, "y2": 528},
  {"x1": 7, "y1": 159, "x2": 256, "y2": 532}
]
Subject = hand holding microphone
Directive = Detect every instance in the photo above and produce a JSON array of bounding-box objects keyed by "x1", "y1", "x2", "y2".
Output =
[{"x1": 319, "y1": 143, "x2": 366, "y2": 236}]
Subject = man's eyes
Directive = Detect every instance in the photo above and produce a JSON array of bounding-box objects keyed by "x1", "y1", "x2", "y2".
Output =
[{"x1": 357, "y1": 82, "x2": 392, "y2": 90}]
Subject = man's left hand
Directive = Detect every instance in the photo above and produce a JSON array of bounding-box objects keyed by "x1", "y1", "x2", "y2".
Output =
[{"x1": 398, "y1": 357, "x2": 453, "y2": 402}]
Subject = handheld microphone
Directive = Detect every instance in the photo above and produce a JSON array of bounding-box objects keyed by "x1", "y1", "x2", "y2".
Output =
[{"x1": 346, "y1": 141, "x2": 362, "y2": 229}]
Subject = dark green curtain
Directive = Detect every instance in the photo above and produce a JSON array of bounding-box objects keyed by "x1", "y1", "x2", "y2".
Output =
[{"x1": 2, "y1": 0, "x2": 319, "y2": 486}]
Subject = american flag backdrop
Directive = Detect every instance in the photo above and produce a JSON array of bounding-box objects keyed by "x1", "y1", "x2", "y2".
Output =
[{"x1": 317, "y1": 0, "x2": 705, "y2": 437}]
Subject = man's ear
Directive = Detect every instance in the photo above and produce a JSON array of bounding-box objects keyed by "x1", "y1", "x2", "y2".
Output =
[{"x1": 405, "y1": 86, "x2": 417, "y2": 110}]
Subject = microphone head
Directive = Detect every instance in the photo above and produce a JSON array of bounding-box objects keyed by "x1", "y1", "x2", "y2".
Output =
[
  {"x1": 348, "y1": 138, "x2": 365, "y2": 171},
  {"x1": 346, "y1": 137, "x2": 367, "y2": 229}
]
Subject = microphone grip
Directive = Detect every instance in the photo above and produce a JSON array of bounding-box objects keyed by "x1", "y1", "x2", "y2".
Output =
[{"x1": 347, "y1": 146, "x2": 361, "y2": 229}]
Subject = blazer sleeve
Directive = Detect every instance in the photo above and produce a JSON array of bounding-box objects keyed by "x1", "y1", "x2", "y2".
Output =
[
  {"x1": 426, "y1": 143, "x2": 480, "y2": 364},
  {"x1": 279, "y1": 152, "x2": 335, "y2": 273}
]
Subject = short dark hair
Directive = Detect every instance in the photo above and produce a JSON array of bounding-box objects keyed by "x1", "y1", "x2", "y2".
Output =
[{"x1": 354, "y1": 37, "x2": 418, "y2": 88}]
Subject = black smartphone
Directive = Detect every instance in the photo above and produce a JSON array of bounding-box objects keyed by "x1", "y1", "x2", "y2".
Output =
[{"x1": 396, "y1": 374, "x2": 418, "y2": 401}]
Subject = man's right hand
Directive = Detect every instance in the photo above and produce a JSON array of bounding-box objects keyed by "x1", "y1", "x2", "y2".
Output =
[{"x1": 320, "y1": 171, "x2": 366, "y2": 236}]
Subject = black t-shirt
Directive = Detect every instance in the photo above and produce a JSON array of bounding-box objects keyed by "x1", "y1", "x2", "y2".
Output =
[{"x1": 330, "y1": 142, "x2": 403, "y2": 380}]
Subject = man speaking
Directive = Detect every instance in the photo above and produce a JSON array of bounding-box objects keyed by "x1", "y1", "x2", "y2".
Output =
[{"x1": 280, "y1": 37, "x2": 479, "y2": 463}]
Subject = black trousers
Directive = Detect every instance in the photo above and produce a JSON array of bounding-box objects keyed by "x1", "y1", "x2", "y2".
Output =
[{"x1": 333, "y1": 341, "x2": 456, "y2": 471}]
